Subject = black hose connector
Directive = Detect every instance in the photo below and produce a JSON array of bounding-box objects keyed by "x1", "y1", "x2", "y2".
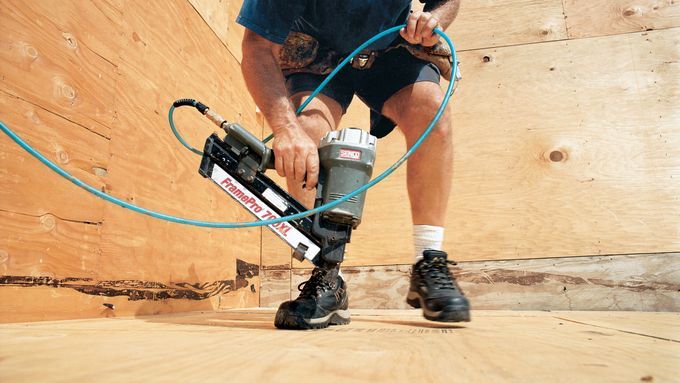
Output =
[
  {"x1": 173, "y1": 98, "x2": 196, "y2": 108},
  {"x1": 173, "y1": 98, "x2": 208, "y2": 114}
]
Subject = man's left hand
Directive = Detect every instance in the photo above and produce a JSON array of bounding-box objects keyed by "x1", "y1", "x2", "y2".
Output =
[{"x1": 400, "y1": 10, "x2": 440, "y2": 47}]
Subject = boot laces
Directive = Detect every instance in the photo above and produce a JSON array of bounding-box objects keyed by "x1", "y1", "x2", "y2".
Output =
[
  {"x1": 421, "y1": 257, "x2": 458, "y2": 289},
  {"x1": 298, "y1": 268, "x2": 335, "y2": 298}
]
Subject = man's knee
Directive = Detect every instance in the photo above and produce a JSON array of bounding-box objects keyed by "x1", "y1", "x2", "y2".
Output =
[
  {"x1": 403, "y1": 96, "x2": 453, "y2": 144},
  {"x1": 428, "y1": 107, "x2": 453, "y2": 142},
  {"x1": 297, "y1": 113, "x2": 333, "y2": 143}
]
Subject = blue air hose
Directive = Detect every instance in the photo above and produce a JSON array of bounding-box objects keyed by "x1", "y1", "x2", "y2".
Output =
[{"x1": 0, "y1": 26, "x2": 457, "y2": 229}]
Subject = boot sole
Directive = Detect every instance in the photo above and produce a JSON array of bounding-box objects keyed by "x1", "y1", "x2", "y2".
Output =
[
  {"x1": 274, "y1": 309, "x2": 351, "y2": 330},
  {"x1": 407, "y1": 291, "x2": 471, "y2": 322}
]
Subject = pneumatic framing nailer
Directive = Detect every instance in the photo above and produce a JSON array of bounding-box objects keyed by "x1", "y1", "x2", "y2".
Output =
[{"x1": 175, "y1": 99, "x2": 376, "y2": 268}]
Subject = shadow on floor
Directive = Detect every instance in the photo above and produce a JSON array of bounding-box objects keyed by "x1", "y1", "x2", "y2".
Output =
[
  {"x1": 137, "y1": 311, "x2": 277, "y2": 330},
  {"x1": 351, "y1": 316, "x2": 467, "y2": 329},
  {"x1": 137, "y1": 310, "x2": 467, "y2": 331}
]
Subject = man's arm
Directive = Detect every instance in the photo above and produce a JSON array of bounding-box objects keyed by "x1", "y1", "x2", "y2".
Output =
[
  {"x1": 241, "y1": 29, "x2": 319, "y2": 188},
  {"x1": 400, "y1": 0, "x2": 461, "y2": 47}
]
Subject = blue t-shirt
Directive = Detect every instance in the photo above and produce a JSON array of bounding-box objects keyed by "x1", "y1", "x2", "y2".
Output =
[{"x1": 236, "y1": 0, "x2": 412, "y2": 54}]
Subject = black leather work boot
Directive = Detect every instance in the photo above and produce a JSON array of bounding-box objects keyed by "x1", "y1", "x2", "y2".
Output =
[
  {"x1": 407, "y1": 250, "x2": 471, "y2": 322},
  {"x1": 274, "y1": 265, "x2": 350, "y2": 330}
]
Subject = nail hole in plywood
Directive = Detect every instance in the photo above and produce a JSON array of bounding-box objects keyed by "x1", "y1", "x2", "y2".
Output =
[{"x1": 62, "y1": 32, "x2": 78, "y2": 49}]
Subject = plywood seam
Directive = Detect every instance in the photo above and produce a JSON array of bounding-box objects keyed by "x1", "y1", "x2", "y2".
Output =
[
  {"x1": 455, "y1": 25, "x2": 680, "y2": 53},
  {"x1": 0, "y1": 89, "x2": 111, "y2": 141},
  {"x1": 554, "y1": 316, "x2": 680, "y2": 343},
  {"x1": 559, "y1": 0, "x2": 569, "y2": 39},
  {"x1": 185, "y1": 0, "x2": 241, "y2": 64}
]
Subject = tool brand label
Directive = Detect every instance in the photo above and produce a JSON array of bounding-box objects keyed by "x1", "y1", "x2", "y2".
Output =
[
  {"x1": 339, "y1": 148, "x2": 361, "y2": 160},
  {"x1": 211, "y1": 165, "x2": 320, "y2": 261},
  {"x1": 263, "y1": 188, "x2": 288, "y2": 212}
]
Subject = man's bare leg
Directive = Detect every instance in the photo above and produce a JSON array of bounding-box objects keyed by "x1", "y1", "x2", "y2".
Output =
[
  {"x1": 285, "y1": 92, "x2": 343, "y2": 207},
  {"x1": 381, "y1": 81, "x2": 453, "y2": 228},
  {"x1": 381, "y1": 81, "x2": 469, "y2": 322}
]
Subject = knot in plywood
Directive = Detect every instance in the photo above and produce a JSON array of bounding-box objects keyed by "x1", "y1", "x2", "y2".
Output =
[
  {"x1": 39, "y1": 214, "x2": 56, "y2": 230},
  {"x1": 61, "y1": 32, "x2": 78, "y2": 50},
  {"x1": 622, "y1": 6, "x2": 642, "y2": 17},
  {"x1": 549, "y1": 150, "x2": 565, "y2": 162},
  {"x1": 52, "y1": 77, "x2": 77, "y2": 102},
  {"x1": 544, "y1": 148, "x2": 568, "y2": 163},
  {"x1": 21, "y1": 43, "x2": 39, "y2": 60},
  {"x1": 61, "y1": 84, "x2": 76, "y2": 101},
  {"x1": 25, "y1": 110, "x2": 41, "y2": 124}
]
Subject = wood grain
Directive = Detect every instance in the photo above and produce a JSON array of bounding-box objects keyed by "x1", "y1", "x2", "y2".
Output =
[
  {"x1": 288, "y1": 253, "x2": 680, "y2": 311},
  {"x1": 0, "y1": 210, "x2": 100, "y2": 279},
  {"x1": 226, "y1": 0, "x2": 246, "y2": 62},
  {"x1": 0, "y1": 256, "x2": 260, "y2": 323},
  {"x1": 443, "y1": 0, "x2": 568, "y2": 51},
  {"x1": 564, "y1": 0, "x2": 680, "y2": 38},
  {"x1": 337, "y1": 28, "x2": 680, "y2": 266},
  {"x1": 260, "y1": 269, "x2": 291, "y2": 308},
  {"x1": 0, "y1": 0, "x2": 263, "y2": 321},
  {"x1": 101, "y1": 0, "x2": 261, "y2": 279},
  {"x1": 0, "y1": 285, "x2": 218, "y2": 323},
  {"x1": 0, "y1": 92, "x2": 108, "y2": 221},
  {"x1": 188, "y1": 0, "x2": 245, "y2": 62},
  {"x1": 0, "y1": 0, "x2": 120, "y2": 138},
  {"x1": 188, "y1": 0, "x2": 231, "y2": 50},
  {"x1": 0, "y1": 310, "x2": 677, "y2": 382}
]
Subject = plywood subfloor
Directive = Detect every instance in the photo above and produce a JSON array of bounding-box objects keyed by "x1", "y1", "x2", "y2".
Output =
[{"x1": 0, "y1": 310, "x2": 677, "y2": 383}]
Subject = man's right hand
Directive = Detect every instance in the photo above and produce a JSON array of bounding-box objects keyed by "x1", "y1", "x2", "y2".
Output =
[{"x1": 272, "y1": 125, "x2": 320, "y2": 190}]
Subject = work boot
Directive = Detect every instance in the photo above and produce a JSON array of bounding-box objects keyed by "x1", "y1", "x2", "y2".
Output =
[
  {"x1": 274, "y1": 265, "x2": 350, "y2": 330},
  {"x1": 407, "y1": 250, "x2": 471, "y2": 322}
]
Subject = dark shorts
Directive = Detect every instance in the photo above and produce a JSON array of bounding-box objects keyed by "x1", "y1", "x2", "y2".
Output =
[{"x1": 285, "y1": 47, "x2": 441, "y2": 138}]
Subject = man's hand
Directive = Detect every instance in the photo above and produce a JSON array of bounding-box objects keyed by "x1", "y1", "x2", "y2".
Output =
[
  {"x1": 241, "y1": 29, "x2": 320, "y2": 190},
  {"x1": 272, "y1": 126, "x2": 319, "y2": 190},
  {"x1": 400, "y1": 10, "x2": 441, "y2": 47}
]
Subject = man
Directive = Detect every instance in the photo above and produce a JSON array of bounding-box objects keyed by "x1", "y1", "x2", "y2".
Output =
[{"x1": 237, "y1": 0, "x2": 469, "y2": 329}]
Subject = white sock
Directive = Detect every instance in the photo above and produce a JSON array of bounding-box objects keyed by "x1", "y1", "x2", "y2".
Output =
[{"x1": 413, "y1": 225, "x2": 444, "y2": 262}]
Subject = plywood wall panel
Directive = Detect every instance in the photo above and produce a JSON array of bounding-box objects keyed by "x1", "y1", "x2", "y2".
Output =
[
  {"x1": 442, "y1": 0, "x2": 568, "y2": 51},
  {"x1": 188, "y1": 0, "x2": 231, "y2": 49},
  {"x1": 0, "y1": 1, "x2": 120, "y2": 138},
  {"x1": 188, "y1": 0, "x2": 245, "y2": 62},
  {"x1": 99, "y1": 0, "x2": 261, "y2": 307},
  {"x1": 0, "y1": 0, "x2": 263, "y2": 322},
  {"x1": 226, "y1": 0, "x2": 246, "y2": 62},
  {"x1": 0, "y1": 286, "x2": 220, "y2": 323},
  {"x1": 564, "y1": 0, "x2": 680, "y2": 38},
  {"x1": 0, "y1": 210, "x2": 100, "y2": 279},
  {"x1": 333, "y1": 28, "x2": 680, "y2": 267},
  {"x1": 0, "y1": 93, "x2": 108, "y2": 221}
]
